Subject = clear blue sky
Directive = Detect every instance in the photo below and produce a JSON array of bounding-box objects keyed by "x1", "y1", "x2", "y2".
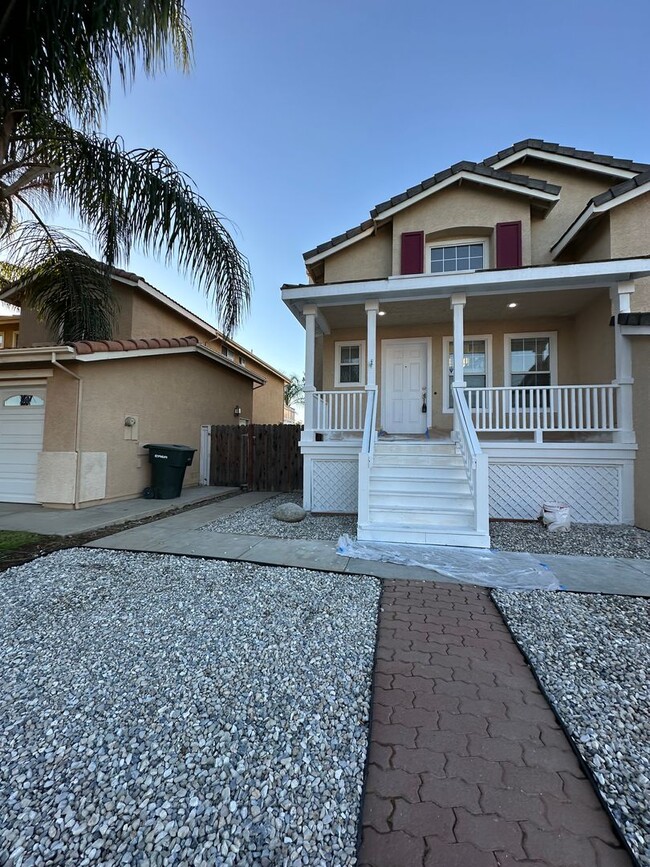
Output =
[{"x1": 93, "y1": 0, "x2": 650, "y2": 377}]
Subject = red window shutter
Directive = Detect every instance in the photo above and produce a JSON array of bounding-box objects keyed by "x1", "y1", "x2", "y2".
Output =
[
  {"x1": 400, "y1": 231, "x2": 424, "y2": 275},
  {"x1": 496, "y1": 222, "x2": 522, "y2": 269}
]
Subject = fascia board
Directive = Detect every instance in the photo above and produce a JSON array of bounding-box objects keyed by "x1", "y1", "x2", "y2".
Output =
[
  {"x1": 490, "y1": 148, "x2": 638, "y2": 179},
  {"x1": 304, "y1": 227, "x2": 375, "y2": 265},
  {"x1": 282, "y1": 259, "x2": 650, "y2": 311}
]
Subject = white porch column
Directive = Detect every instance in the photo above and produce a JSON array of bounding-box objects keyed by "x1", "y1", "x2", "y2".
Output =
[
  {"x1": 451, "y1": 293, "x2": 466, "y2": 436},
  {"x1": 365, "y1": 300, "x2": 379, "y2": 389},
  {"x1": 302, "y1": 303, "x2": 318, "y2": 443},
  {"x1": 610, "y1": 281, "x2": 635, "y2": 443}
]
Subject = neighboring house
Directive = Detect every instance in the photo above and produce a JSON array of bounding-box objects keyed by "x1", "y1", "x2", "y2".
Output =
[
  {"x1": 0, "y1": 268, "x2": 288, "y2": 506},
  {"x1": 0, "y1": 301, "x2": 20, "y2": 349},
  {"x1": 282, "y1": 139, "x2": 650, "y2": 546}
]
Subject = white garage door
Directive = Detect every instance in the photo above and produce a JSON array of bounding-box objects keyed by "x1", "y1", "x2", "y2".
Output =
[{"x1": 0, "y1": 387, "x2": 46, "y2": 503}]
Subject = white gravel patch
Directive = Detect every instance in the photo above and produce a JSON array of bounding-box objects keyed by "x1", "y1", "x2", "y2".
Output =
[
  {"x1": 0, "y1": 548, "x2": 380, "y2": 866},
  {"x1": 493, "y1": 589, "x2": 650, "y2": 866},
  {"x1": 200, "y1": 494, "x2": 357, "y2": 542},
  {"x1": 491, "y1": 520, "x2": 650, "y2": 559}
]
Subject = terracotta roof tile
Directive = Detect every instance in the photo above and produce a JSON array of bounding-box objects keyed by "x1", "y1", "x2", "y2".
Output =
[{"x1": 71, "y1": 336, "x2": 199, "y2": 354}]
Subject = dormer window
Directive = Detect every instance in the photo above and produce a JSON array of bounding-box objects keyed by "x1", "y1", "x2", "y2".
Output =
[{"x1": 428, "y1": 240, "x2": 486, "y2": 274}]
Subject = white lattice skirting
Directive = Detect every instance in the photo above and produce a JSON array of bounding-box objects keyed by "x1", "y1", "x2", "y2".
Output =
[
  {"x1": 311, "y1": 459, "x2": 358, "y2": 513},
  {"x1": 489, "y1": 463, "x2": 622, "y2": 523}
]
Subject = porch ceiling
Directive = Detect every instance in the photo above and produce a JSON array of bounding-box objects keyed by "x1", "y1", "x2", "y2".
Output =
[{"x1": 320, "y1": 286, "x2": 607, "y2": 329}]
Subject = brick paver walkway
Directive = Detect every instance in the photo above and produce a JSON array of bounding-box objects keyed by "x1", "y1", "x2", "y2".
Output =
[{"x1": 357, "y1": 580, "x2": 631, "y2": 867}]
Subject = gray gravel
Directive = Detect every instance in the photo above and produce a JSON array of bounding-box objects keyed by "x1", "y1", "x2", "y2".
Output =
[
  {"x1": 0, "y1": 548, "x2": 380, "y2": 866},
  {"x1": 491, "y1": 520, "x2": 650, "y2": 559},
  {"x1": 493, "y1": 589, "x2": 650, "y2": 866},
  {"x1": 200, "y1": 494, "x2": 357, "y2": 542}
]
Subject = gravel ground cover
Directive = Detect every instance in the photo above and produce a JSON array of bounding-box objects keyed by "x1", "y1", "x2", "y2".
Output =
[
  {"x1": 200, "y1": 494, "x2": 357, "y2": 541},
  {"x1": 490, "y1": 520, "x2": 650, "y2": 558},
  {"x1": 493, "y1": 589, "x2": 650, "y2": 866},
  {"x1": 0, "y1": 548, "x2": 380, "y2": 866}
]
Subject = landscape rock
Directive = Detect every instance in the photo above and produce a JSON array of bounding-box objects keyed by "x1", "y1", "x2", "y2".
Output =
[{"x1": 272, "y1": 502, "x2": 307, "y2": 523}]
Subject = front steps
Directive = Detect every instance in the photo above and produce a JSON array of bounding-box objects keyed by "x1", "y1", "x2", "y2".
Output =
[{"x1": 357, "y1": 440, "x2": 490, "y2": 548}]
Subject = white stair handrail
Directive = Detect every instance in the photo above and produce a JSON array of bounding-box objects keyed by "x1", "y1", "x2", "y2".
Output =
[
  {"x1": 453, "y1": 385, "x2": 489, "y2": 537},
  {"x1": 358, "y1": 386, "x2": 378, "y2": 527}
]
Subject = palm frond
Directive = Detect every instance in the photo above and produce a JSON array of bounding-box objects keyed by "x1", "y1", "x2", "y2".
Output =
[
  {"x1": 38, "y1": 122, "x2": 251, "y2": 334},
  {"x1": 2, "y1": 222, "x2": 117, "y2": 342},
  {"x1": 0, "y1": 0, "x2": 192, "y2": 126}
]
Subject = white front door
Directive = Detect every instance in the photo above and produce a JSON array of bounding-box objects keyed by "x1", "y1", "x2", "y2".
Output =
[{"x1": 382, "y1": 340, "x2": 429, "y2": 434}]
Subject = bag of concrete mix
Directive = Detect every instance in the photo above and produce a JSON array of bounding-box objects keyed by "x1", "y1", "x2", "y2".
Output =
[{"x1": 541, "y1": 501, "x2": 571, "y2": 533}]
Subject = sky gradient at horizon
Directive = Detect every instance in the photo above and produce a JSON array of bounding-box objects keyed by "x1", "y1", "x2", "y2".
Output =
[{"x1": 87, "y1": 0, "x2": 650, "y2": 376}]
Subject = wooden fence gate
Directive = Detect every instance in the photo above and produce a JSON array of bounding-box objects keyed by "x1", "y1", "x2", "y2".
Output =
[{"x1": 210, "y1": 424, "x2": 302, "y2": 491}]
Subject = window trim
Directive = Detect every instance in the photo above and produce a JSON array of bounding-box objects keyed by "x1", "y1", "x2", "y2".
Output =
[
  {"x1": 504, "y1": 331, "x2": 558, "y2": 389},
  {"x1": 334, "y1": 340, "x2": 366, "y2": 388},
  {"x1": 427, "y1": 237, "x2": 489, "y2": 275},
  {"x1": 442, "y1": 334, "x2": 493, "y2": 414}
]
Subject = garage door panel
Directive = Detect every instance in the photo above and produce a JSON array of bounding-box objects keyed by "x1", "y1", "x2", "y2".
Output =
[{"x1": 0, "y1": 389, "x2": 46, "y2": 503}]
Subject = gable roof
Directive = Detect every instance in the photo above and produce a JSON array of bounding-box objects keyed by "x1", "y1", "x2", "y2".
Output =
[
  {"x1": 482, "y1": 139, "x2": 650, "y2": 177},
  {"x1": 304, "y1": 162, "x2": 560, "y2": 264},
  {"x1": 67, "y1": 335, "x2": 266, "y2": 382},
  {"x1": 552, "y1": 169, "x2": 650, "y2": 257}
]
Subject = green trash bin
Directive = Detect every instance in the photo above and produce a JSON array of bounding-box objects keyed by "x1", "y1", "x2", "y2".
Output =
[{"x1": 143, "y1": 444, "x2": 196, "y2": 499}]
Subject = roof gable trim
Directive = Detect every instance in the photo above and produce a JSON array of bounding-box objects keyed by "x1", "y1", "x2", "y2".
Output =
[{"x1": 489, "y1": 147, "x2": 639, "y2": 179}]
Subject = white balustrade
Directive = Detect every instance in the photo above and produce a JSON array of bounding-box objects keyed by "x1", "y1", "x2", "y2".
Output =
[
  {"x1": 311, "y1": 390, "x2": 367, "y2": 433},
  {"x1": 464, "y1": 385, "x2": 619, "y2": 434}
]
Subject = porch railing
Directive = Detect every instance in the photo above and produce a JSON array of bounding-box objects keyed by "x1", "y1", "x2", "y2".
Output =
[
  {"x1": 464, "y1": 384, "x2": 619, "y2": 436},
  {"x1": 452, "y1": 385, "x2": 489, "y2": 536},
  {"x1": 358, "y1": 387, "x2": 378, "y2": 526},
  {"x1": 312, "y1": 390, "x2": 367, "y2": 433}
]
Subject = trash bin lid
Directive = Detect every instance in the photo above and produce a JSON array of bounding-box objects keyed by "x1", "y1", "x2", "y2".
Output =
[{"x1": 143, "y1": 443, "x2": 196, "y2": 452}]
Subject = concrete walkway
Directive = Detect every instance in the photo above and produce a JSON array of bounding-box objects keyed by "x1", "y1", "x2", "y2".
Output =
[
  {"x1": 85, "y1": 493, "x2": 650, "y2": 596},
  {"x1": 0, "y1": 486, "x2": 238, "y2": 536}
]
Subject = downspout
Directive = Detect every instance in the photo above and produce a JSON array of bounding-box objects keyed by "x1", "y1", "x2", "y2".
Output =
[{"x1": 51, "y1": 353, "x2": 83, "y2": 509}]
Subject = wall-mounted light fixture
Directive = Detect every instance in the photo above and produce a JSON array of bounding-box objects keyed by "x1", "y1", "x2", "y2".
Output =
[
  {"x1": 508, "y1": 302, "x2": 518, "y2": 308},
  {"x1": 234, "y1": 405, "x2": 242, "y2": 417}
]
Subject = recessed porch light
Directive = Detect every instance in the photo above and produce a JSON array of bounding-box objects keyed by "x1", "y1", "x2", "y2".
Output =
[
  {"x1": 378, "y1": 311, "x2": 386, "y2": 316},
  {"x1": 508, "y1": 302, "x2": 518, "y2": 308}
]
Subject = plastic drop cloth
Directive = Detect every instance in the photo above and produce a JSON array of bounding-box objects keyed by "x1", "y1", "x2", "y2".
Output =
[{"x1": 336, "y1": 535, "x2": 561, "y2": 591}]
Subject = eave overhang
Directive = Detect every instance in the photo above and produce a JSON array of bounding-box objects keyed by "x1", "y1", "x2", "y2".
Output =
[{"x1": 281, "y1": 258, "x2": 650, "y2": 328}]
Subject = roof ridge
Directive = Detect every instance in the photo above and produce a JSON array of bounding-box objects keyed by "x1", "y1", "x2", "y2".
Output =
[{"x1": 481, "y1": 138, "x2": 650, "y2": 172}]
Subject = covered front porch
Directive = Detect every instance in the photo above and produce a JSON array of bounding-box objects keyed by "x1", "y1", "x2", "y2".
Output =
[{"x1": 282, "y1": 260, "x2": 649, "y2": 541}]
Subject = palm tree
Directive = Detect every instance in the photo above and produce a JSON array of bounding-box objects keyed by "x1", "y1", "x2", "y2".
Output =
[
  {"x1": 284, "y1": 374, "x2": 305, "y2": 408},
  {"x1": 0, "y1": 0, "x2": 251, "y2": 341}
]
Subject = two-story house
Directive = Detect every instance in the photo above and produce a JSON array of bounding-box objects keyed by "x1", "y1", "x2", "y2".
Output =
[
  {"x1": 282, "y1": 140, "x2": 650, "y2": 547},
  {"x1": 0, "y1": 266, "x2": 288, "y2": 506}
]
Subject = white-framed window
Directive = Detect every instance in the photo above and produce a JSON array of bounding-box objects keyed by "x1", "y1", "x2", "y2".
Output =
[
  {"x1": 504, "y1": 332, "x2": 558, "y2": 389},
  {"x1": 3, "y1": 393, "x2": 45, "y2": 407},
  {"x1": 442, "y1": 335, "x2": 492, "y2": 412},
  {"x1": 334, "y1": 340, "x2": 365, "y2": 387},
  {"x1": 428, "y1": 238, "x2": 487, "y2": 275},
  {"x1": 0, "y1": 334, "x2": 4, "y2": 348}
]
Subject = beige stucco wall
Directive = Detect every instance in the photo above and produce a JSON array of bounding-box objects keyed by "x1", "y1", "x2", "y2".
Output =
[
  {"x1": 504, "y1": 159, "x2": 613, "y2": 266},
  {"x1": 251, "y1": 372, "x2": 285, "y2": 424},
  {"x1": 323, "y1": 225, "x2": 392, "y2": 283},
  {"x1": 41, "y1": 352, "x2": 253, "y2": 505},
  {"x1": 128, "y1": 291, "x2": 215, "y2": 342},
  {"x1": 632, "y1": 338, "x2": 650, "y2": 529},
  {"x1": 609, "y1": 193, "x2": 650, "y2": 311},
  {"x1": 17, "y1": 306, "x2": 53, "y2": 347},
  {"x1": 322, "y1": 314, "x2": 578, "y2": 431},
  {"x1": 391, "y1": 183, "x2": 532, "y2": 275},
  {"x1": 572, "y1": 290, "x2": 615, "y2": 384}
]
